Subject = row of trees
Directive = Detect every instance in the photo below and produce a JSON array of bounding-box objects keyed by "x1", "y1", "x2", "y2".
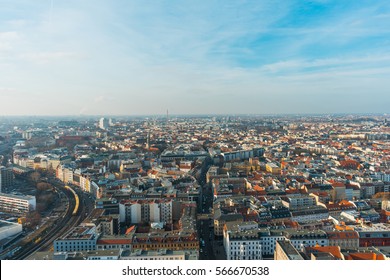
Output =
[{"x1": 24, "y1": 172, "x2": 56, "y2": 221}]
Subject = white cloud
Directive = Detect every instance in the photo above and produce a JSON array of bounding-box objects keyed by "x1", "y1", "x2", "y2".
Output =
[
  {"x1": 0, "y1": 32, "x2": 20, "y2": 53},
  {"x1": 262, "y1": 55, "x2": 390, "y2": 73},
  {"x1": 0, "y1": 42, "x2": 12, "y2": 52},
  {"x1": 0, "y1": 31, "x2": 19, "y2": 40}
]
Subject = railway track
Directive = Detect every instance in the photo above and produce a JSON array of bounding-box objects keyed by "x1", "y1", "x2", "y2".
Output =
[{"x1": 10, "y1": 185, "x2": 85, "y2": 260}]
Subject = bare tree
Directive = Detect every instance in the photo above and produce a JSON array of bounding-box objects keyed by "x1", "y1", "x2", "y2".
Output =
[{"x1": 29, "y1": 171, "x2": 41, "y2": 183}]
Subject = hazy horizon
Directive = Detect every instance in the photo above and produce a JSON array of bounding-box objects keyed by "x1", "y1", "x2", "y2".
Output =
[
  {"x1": 0, "y1": 112, "x2": 389, "y2": 119},
  {"x1": 1, "y1": 1, "x2": 390, "y2": 116}
]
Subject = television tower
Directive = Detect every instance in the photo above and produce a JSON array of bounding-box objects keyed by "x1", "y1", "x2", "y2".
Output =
[{"x1": 146, "y1": 129, "x2": 150, "y2": 151}]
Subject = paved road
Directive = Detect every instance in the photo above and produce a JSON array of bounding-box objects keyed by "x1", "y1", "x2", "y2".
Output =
[{"x1": 197, "y1": 161, "x2": 221, "y2": 260}]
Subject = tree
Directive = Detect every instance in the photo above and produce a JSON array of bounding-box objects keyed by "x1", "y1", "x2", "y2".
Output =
[
  {"x1": 25, "y1": 211, "x2": 41, "y2": 229},
  {"x1": 36, "y1": 182, "x2": 53, "y2": 192},
  {"x1": 29, "y1": 171, "x2": 41, "y2": 183}
]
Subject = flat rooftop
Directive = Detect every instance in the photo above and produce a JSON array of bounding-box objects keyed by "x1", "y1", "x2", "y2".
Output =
[
  {"x1": 0, "y1": 220, "x2": 21, "y2": 229},
  {"x1": 277, "y1": 240, "x2": 304, "y2": 260},
  {"x1": 60, "y1": 225, "x2": 96, "y2": 240},
  {"x1": 121, "y1": 248, "x2": 198, "y2": 259},
  {"x1": 352, "y1": 223, "x2": 390, "y2": 232},
  {"x1": 0, "y1": 192, "x2": 35, "y2": 200}
]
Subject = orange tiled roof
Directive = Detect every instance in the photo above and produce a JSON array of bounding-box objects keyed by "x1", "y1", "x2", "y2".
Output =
[
  {"x1": 97, "y1": 239, "x2": 131, "y2": 245},
  {"x1": 334, "y1": 225, "x2": 354, "y2": 231},
  {"x1": 346, "y1": 252, "x2": 385, "y2": 260},
  {"x1": 309, "y1": 246, "x2": 343, "y2": 260},
  {"x1": 284, "y1": 220, "x2": 299, "y2": 228},
  {"x1": 327, "y1": 231, "x2": 359, "y2": 240},
  {"x1": 339, "y1": 200, "x2": 353, "y2": 206},
  {"x1": 253, "y1": 185, "x2": 265, "y2": 192},
  {"x1": 125, "y1": 225, "x2": 136, "y2": 235}
]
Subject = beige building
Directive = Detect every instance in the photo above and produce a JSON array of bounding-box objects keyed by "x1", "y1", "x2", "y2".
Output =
[
  {"x1": 213, "y1": 209, "x2": 243, "y2": 237},
  {"x1": 274, "y1": 240, "x2": 304, "y2": 260},
  {"x1": 331, "y1": 185, "x2": 346, "y2": 202},
  {"x1": 266, "y1": 162, "x2": 281, "y2": 174},
  {"x1": 326, "y1": 231, "x2": 359, "y2": 249}
]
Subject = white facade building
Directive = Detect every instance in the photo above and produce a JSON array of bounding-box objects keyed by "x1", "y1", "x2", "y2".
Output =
[
  {"x1": 282, "y1": 195, "x2": 317, "y2": 210},
  {"x1": 99, "y1": 118, "x2": 110, "y2": 130},
  {"x1": 0, "y1": 193, "x2": 36, "y2": 213},
  {"x1": 54, "y1": 224, "x2": 99, "y2": 253},
  {"x1": 291, "y1": 206, "x2": 329, "y2": 223},
  {"x1": 259, "y1": 231, "x2": 286, "y2": 256},
  {"x1": 223, "y1": 221, "x2": 263, "y2": 260},
  {"x1": 284, "y1": 230, "x2": 329, "y2": 251},
  {"x1": 119, "y1": 199, "x2": 173, "y2": 224}
]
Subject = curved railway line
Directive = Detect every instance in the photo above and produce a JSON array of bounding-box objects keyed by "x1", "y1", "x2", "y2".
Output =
[
  {"x1": 65, "y1": 185, "x2": 80, "y2": 215},
  {"x1": 10, "y1": 185, "x2": 86, "y2": 260}
]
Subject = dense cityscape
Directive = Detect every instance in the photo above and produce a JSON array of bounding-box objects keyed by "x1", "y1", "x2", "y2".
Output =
[{"x1": 0, "y1": 114, "x2": 389, "y2": 260}]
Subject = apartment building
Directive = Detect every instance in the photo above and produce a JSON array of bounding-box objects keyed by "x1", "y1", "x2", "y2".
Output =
[{"x1": 0, "y1": 193, "x2": 36, "y2": 213}]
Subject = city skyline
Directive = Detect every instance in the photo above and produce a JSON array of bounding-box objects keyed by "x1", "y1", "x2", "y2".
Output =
[
  {"x1": 1, "y1": 113, "x2": 390, "y2": 261},
  {"x1": 1, "y1": 0, "x2": 390, "y2": 116}
]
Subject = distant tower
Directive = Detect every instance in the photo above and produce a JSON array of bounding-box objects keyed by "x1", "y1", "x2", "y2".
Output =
[
  {"x1": 166, "y1": 109, "x2": 169, "y2": 123},
  {"x1": 147, "y1": 130, "x2": 151, "y2": 151},
  {"x1": 99, "y1": 118, "x2": 109, "y2": 130}
]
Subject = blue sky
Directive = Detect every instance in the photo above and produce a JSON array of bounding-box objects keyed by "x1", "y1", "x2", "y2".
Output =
[{"x1": 0, "y1": 0, "x2": 389, "y2": 116}]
